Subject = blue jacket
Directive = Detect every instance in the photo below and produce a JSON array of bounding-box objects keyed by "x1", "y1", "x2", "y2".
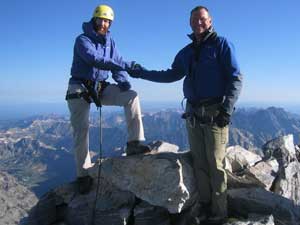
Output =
[
  {"x1": 69, "y1": 20, "x2": 132, "y2": 84},
  {"x1": 137, "y1": 32, "x2": 243, "y2": 115}
]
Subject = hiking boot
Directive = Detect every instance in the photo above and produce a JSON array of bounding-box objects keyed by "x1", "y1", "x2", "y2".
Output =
[
  {"x1": 77, "y1": 175, "x2": 93, "y2": 194},
  {"x1": 126, "y1": 141, "x2": 151, "y2": 156}
]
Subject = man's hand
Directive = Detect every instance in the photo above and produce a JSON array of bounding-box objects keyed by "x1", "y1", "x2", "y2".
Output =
[
  {"x1": 215, "y1": 110, "x2": 230, "y2": 128},
  {"x1": 118, "y1": 81, "x2": 131, "y2": 92},
  {"x1": 127, "y1": 62, "x2": 146, "y2": 78}
]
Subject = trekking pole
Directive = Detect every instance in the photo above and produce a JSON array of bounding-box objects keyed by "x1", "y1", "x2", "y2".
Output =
[{"x1": 91, "y1": 105, "x2": 103, "y2": 225}]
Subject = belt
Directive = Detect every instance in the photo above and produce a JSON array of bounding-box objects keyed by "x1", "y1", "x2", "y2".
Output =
[
  {"x1": 182, "y1": 112, "x2": 215, "y2": 127},
  {"x1": 65, "y1": 91, "x2": 92, "y2": 103},
  {"x1": 70, "y1": 77, "x2": 109, "y2": 92},
  {"x1": 182, "y1": 112, "x2": 214, "y2": 122},
  {"x1": 66, "y1": 79, "x2": 110, "y2": 105},
  {"x1": 188, "y1": 97, "x2": 223, "y2": 107}
]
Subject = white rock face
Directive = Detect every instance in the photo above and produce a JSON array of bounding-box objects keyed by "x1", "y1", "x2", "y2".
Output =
[
  {"x1": 148, "y1": 140, "x2": 180, "y2": 153},
  {"x1": 90, "y1": 151, "x2": 197, "y2": 214},
  {"x1": 226, "y1": 146, "x2": 262, "y2": 172},
  {"x1": 273, "y1": 161, "x2": 300, "y2": 205},
  {"x1": 244, "y1": 161, "x2": 278, "y2": 190},
  {"x1": 263, "y1": 134, "x2": 297, "y2": 167}
]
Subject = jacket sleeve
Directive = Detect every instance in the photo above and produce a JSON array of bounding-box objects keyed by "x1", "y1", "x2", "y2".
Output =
[
  {"x1": 110, "y1": 41, "x2": 130, "y2": 83},
  {"x1": 219, "y1": 39, "x2": 243, "y2": 115},
  {"x1": 138, "y1": 51, "x2": 186, "y2": 83},
  {"x1": 75, "y1": 35, "x2": 133, "y2": 72}
]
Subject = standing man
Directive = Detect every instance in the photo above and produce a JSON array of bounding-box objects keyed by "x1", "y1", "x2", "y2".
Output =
[
  {"x1": 128, "y1": 6, "x2": 242, "y2": 224},
  {"x1": 66, "y1": 5, "x2": 150, "y2": 194}
]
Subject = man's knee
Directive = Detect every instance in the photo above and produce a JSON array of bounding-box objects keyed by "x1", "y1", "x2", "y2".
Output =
[
  {"x1": 123, "y1": 89, "x2": 139, "y2": 105},
  {"x1": 127, "y1": 89, "x2": 138, "y2": 99}
]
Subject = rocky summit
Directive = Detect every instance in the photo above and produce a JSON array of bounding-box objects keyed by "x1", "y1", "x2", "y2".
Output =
[{"x1": 23, "y1": 135, "x2": 300, "y2": 225}]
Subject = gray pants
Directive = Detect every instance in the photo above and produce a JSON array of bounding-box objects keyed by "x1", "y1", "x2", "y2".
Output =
[
  {"x1": 67, "y1": 83, "x2": 145, "y2": 177},
  {"x1": 186, "y1": 102, "x2": 228, "y2": 218}
]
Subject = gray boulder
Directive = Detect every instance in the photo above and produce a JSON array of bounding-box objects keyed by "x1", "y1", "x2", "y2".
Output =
[
  {"x1": 228, "y1": 188, "x2": 300, "y2": 225},
  {"x1": 26, "y1": 179, "x2": 135, "y2": 225},
  {"x1": 26, "y1": 141, "x2": 196, "y2": 224},
  {"x1": 226, "y1": 146, "x2": 262, "y2": 172},
  {"x1": 243, "y1": 161, "x2": 278, "y2": 190},
  {"x1": 134, "y1": 201, "x2": 171, "y2": 225},
  {"x1": 89, "y1": 151, "x2": 197, "y2": 214},
  {"x1": 227, "y1": 171, "x2": 265, "y2": 189},
  {"x1": 263, "y1": 134, "x2": 297, "y2": 167},
  {"x1": 273, "y1": 161, "x2": 300, "y2": 205}
]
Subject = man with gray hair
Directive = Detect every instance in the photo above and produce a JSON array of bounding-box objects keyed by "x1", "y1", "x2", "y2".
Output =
[{"x1": 128, "y1": 5, "x2": 243, "y2": 224}]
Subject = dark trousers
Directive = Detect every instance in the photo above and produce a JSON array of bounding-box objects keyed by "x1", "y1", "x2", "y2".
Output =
[{"x1": 186, "y1": 103, "x2": 228, "y2": 218}]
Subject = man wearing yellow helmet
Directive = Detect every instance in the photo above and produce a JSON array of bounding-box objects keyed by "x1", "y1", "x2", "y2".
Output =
[
  {"x1": 66, "y1": 5, "x2": 150, "y2": 194},
  {"x1": 93, "y1": 5, "x2": 114, "y2": 35}
]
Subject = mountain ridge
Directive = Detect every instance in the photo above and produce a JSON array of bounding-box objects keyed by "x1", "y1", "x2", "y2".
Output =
[{"x1": 0, "y1": 106, "x2": 299, "y2": 197}]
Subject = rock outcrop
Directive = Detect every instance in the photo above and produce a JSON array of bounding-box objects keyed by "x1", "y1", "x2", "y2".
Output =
[
  {"x1": 94, "y1": 152, "x2": 197, "y2": 213},
  {"x1": 228, "y1": 188, "x2": 300, "y2": 224},
  {"x1": 226, "y1": 146, "x2": 262, "y2": 172},
  {"x1": 24, "y1": 135, "x2": 300, "y2": 225},
  {"x1": 273, "y1": 161, "x2": 300, "y2": 205},
  {"x1": 263, "y1": 134, "x2": 297, "y2": 167}
]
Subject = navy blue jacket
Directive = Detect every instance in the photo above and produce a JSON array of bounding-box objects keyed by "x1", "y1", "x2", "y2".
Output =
[
  {"x1": 137, "y1": 32, "x2": 243, "y2": 115},
  {"x1": 69, "y1": 20, "x2": 132, "y2": 84}
]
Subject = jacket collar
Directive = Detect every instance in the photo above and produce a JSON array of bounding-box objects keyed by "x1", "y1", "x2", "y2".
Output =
[
  {"x1": 188, "y1": 27, "x2": 217, "y2": 45},
  {"x1": 82, "y1": 20, "x2": 111, "y2": 44}
]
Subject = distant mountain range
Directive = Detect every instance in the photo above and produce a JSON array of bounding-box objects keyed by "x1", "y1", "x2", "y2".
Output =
[
  {"x1": 0, "y1": 106, "x2": 300, "y2": 197},
  {"x1": 230, "y1": 107, "x2": 300, "y2": 152}
]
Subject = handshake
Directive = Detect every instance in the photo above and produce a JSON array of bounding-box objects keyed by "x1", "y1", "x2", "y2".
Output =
[
  {"x1": 126, "y1": 61, "x2": 147, "y2": 78},
  {"x1": 117, "y1": 62, "x2": 146, "y2": 93}
]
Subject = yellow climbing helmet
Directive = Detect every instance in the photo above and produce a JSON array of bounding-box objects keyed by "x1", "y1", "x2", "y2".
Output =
[{"x1": 93, "y1": 5, "x2": 114, "y2": 21}]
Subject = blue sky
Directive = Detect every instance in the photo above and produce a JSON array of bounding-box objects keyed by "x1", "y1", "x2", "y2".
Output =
[{"x1": 1, "y1": 0, "x2": 300, "y2": 106}]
